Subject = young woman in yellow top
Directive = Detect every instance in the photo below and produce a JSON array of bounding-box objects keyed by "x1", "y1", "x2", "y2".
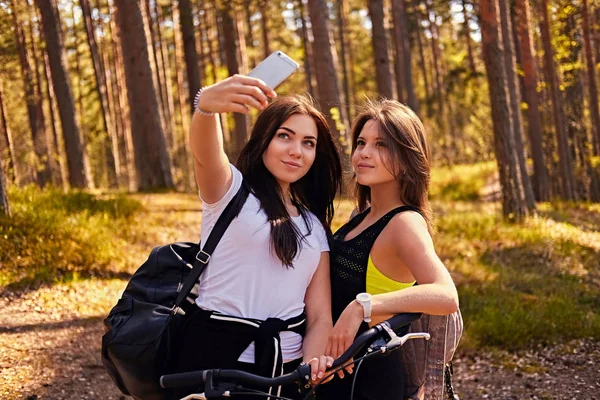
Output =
[{"x1": 317, "y1": 100, "x2": 459, "y2": 400}]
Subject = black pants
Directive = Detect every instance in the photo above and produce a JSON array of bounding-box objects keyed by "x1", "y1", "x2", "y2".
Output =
[
  {"x1": 171, "y1": 306, "x2": 305, "y2": 400},
  {"x1": 314, "y1": 349, "x2": 405, "y2": 400}
]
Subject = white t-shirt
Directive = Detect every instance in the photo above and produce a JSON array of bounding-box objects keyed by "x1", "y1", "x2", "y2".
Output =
[{"x1": 196, "y1": 164, "x2": 329, "y2": 362}]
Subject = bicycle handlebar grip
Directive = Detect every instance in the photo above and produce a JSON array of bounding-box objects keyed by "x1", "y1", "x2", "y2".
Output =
[
  {"x1": 160, "y1": 370, "x2": 206, "y2": 388},
  {"x1": 385, "y1": 313, "x2": 422, "y2": 331}
]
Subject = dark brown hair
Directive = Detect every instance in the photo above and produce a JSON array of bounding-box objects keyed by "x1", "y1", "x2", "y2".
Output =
[
  {"x1": 351, "y1": 99, "x2": 433, "y2": 233},
  {"x1": 237, "y1": 94, "x2": 342, "y2": 267}
]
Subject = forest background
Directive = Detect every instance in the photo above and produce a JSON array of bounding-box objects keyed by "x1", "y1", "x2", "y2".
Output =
[{"x1": 0, "y1": 0, "x2": 599, "y2": 398}]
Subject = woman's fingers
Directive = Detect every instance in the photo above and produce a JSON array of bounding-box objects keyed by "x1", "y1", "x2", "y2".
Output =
[
  {"x1": 234, "y1": 74, "x2": 277, "y2": 98},
  {"x1": 230, "y1": 94, "x2": 264, "y2": 112},
  {"x1": 237, "y1": 84, "x2": 270, "y2": 107}
]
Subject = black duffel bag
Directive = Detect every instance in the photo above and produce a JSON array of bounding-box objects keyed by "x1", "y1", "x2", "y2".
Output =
[{"x1": 102, "y1": 183, "x2": 249, "y2": 400}]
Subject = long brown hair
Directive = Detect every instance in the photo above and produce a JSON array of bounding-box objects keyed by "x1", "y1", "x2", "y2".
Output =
[
  {"x1": 351, "y1": 99, "x2": 433, "y2": 233},
  {"x1": 237, "y1": 94, "x2": 342, "y2": 268}
]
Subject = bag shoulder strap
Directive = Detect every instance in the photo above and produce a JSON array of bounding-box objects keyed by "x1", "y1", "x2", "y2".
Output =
[{"x1": 173, "y1": 181, "x2": 250, "y2": 309}]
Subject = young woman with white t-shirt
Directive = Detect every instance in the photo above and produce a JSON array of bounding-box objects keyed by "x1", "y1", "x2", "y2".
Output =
[{"x1": 171, "y1": 75, "x2": 342, "y2": 400}]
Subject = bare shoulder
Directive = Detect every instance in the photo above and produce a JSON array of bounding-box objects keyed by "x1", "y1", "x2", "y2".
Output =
[{"x1": 385, "y1": 210, "x2": 433, "y2": 249}]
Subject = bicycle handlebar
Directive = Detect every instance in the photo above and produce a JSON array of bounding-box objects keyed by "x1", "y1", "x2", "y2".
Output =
[{"x1": 160, "y1": 312, "x2": 423, "y2": 390}]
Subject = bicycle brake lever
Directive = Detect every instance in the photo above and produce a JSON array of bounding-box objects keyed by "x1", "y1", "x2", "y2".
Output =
[{"x1": 377, "y1": 324, "x2": 431, "y2": 353}]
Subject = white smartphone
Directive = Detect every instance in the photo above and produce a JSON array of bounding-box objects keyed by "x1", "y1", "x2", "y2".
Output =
[{"x1": 248, "y1": 51, "x2": 300, "y2": 89}]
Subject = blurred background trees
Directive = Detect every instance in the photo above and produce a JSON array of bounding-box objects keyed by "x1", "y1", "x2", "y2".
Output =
[{"x1": 0, "y1": 0, "x2": 598, "y2": 220}]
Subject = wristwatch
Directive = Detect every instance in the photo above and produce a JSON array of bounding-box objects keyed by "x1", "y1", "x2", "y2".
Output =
[{"x1": 355, "y1": 292, "x2": 373, "y2": 323}]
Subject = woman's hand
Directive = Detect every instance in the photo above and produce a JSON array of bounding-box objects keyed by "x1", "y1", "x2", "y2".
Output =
[
  {"x1": 305, "y1": 355, "x2": 334, "y2": 383},
  {"x1": 325, "y1": 300, "x2": 364, "y2": 378},
  {"x1": 197, "y1": 75, "x2": 277, "y2": 115}
]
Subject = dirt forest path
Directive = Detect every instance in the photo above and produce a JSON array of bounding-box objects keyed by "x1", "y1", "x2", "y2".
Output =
[{"x1": 1, "y1": 194, "x2": 598, "y2": 399}]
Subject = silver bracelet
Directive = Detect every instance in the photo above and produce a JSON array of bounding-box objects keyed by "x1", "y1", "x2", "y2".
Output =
[{"x1": 193, "y1": 87, "x2": 215, "y2": 116}]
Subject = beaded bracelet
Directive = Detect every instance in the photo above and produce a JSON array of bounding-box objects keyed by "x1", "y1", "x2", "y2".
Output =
[{"x1": 193, "y1": 87, "x2": 215, "y2": 116}]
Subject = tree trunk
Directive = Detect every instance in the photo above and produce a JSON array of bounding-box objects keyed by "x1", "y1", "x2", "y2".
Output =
[
  {"x1": 36, "y1": 0, "x2": 92, "y2": 189},
  {"x1": 391, "y1": 0, "x2": 406, "y2": 103},
  {"x1": 236, "y1": 9, "x2": 249, "y2": 74},
  {"x1": 28, "y1": 1, "x2": 62, "y2": 187},
  {"x1": 367, "y1": 0, "x2": 395, "y2": 99},
  {"x1": 392, "y1": 0, "x2": 418, "y2": 113},
  {"x1": 80, "y1": 0, "x2": 119, "y2": 188},
  {"x1": 480, "y1": 0, "x2": 529, "y2": 221},
  {"x1": 12, "y1": 0, "x2": 52, "y2": 187},
  {"x1": 259, "y1": 0, "x2": 270, "y2": 59},
  {"x1": 413, "y1": 0, "x2": 431, "y2": 115},
  {"x1": 202, "y1": 1, "x2": 219, "y2": 84},
  {"x1": 153, "y1": 1, "x2": 177, "y2": 149},
  {"x1": 539, "y1": 0, "x2": 576, "y2": 200},
  {"x1": 172, "y1": 0, "x2": 193, "y2": 188},
  {"x1": 336, "y1": 0, "x2": 352, "y2": 120},
  {"x1": 307, "y1": 0, "x2": 351, "y2": 162},
  {"x1": 582, "y1": 0, "x2": 600, "y2": 156},
  {"x1": 0, "y1": 79, "x2": 17, "y2": 184},
  {"x1": 142, "y1": 0, "x2": 169, "y2": 144},
  {"x1": 222, "y1": 1, "x2": 249, "y2": 161},
  {"x1": 297, "y1": 0, "x2": 316, "y2": 99},
  {"x1": 514, "y1": 0, "x2": 550, "y2": 201},
  {"x1": 0, "y1": 156, "x2": 9, "y2": 217},
  {"x1": 243, "y1": 0, "x2": 257, "y2": 68},
  {"x1": 114, "y1": 0, "x2": 174, "y2": 190},
  {"x1": 462, "y1": 0, "x2": 477, "y2": 75},
  {"x1": 179, "y1": 0, "x2": 202, "y2": 114},
  {"x1": 499, "y1": 0, "x2": 535, "y2": 210}
]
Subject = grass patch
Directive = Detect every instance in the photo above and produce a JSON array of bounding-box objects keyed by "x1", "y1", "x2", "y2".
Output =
[
  {"x1": 432, "y1": 200, "x2": 600, "y2": 351},
  {"x1": 430, "y1": 162, "x2": 497, "y2": 201},
  {"x1": 0, "y1": 185, "x2": 143, "y2": 291}
]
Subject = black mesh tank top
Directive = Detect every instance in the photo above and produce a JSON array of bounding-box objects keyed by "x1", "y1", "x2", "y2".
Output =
[{"x1": 330, "y1": 205, "x2": 421, "y2": 324}]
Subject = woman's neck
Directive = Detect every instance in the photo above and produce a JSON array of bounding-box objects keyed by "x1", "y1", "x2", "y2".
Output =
[{"x1": 367, "y1": 181, "x2": 404, "y2": 219}]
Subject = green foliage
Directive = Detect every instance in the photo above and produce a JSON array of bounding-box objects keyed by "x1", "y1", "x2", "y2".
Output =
[
  {"x1": 0, "y1": 185, "x2": 143, "y2": 290},
  {"x1": 434, "y1": 199, "x2": 600, "y2": 350},
  {"x1": 429, "y1": 161, "x2": 497, "y2": 201}
]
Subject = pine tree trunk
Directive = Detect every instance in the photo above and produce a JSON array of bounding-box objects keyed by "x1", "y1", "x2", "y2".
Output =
[
  {"x1": 514, "y1": 0, "x2": 550, "y2": 201},
  {"x1": 236, "y1": 9, "x2": 249, "y2": 74},
  {"x1": 36, "y1": 0, "x2": 92, "y2": 189},
  {"x1": 0, "y1": 156, "x2": 9, "y2": 217},
  {"x1": 462, "y1": 0, "x2": 477, "y2": 75},
  {"x1": 114, "y1": 0, "x2": 174, "y2": 190},
  {"x1": 259, "y1": 0, "x2": 270, "y2": 59},
  {"x1": 80, "y1": 0, "x2": 119, "y2": 188},
  {"x1": 243, "y1": 0, "x2": 257, "y2": 68},
  {"x1": 142, "y1": 0, "x2": 169, "y2": 143},
  {"x1": 222, "y1": 1, "x2": 249, "y2": 161},
  {"x1": 178, "y1": 0, "x2": 202, "y2": 114},
  {"x1": 307, "y1": 0, "x2": 351, "y2": 162},
  {"x1": 367, "y1": 0, "x2": 395, "y2": 99},
  {"x1": 539, "y1": 0, "x2": 576, "y2": 200},
  {"x1": 413, "y1": 1, "x2": 431, "y2": 115},
  {"x1": 0, "y1": 79, "x2": 17, "y2": 184},
  {"x1": 392, "y1": 0, "x2": 418, "y2": 113},
  {"x1": 12, "y1": 1, "x2": 52, "y2": 187},
  {"x1": 336, "y1": 0, "x2": 352, "y2": 121},
  {"x1": 202, "y1": 1, "x2": 219, "y2": 84},
  {"x1": 499, "y1": 0, "x2": 535, "y2": 210},
  {"x1": 153, "y1": 1, "x2": 177, "y2": 147},
  {"x1": 28, "y1": 1, "x2": 61, "y2": 187},
  {"x1": 481, "y1": 0, "x2": 529, "y2": 221},
  {"x1": 391, "y1": 0, "x2": 406, "y2": 103},
  {"x1": 297, "y1": 0, "x2": 316, "y2": 99},
  {"x1": 582, "y1": 0, "x2": 600, "y2": 156}
]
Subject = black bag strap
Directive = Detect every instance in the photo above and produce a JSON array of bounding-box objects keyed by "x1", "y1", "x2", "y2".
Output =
[{"x1": 173, "y1": 181, "x2": 250, "y2": 310}]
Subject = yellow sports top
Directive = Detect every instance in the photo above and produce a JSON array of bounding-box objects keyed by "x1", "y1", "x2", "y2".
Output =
[{"x1": 366, "y1": 256, "x2": 415, "y2": 295}]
